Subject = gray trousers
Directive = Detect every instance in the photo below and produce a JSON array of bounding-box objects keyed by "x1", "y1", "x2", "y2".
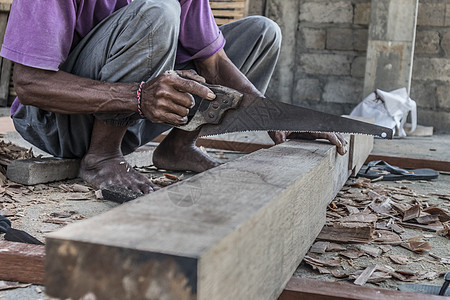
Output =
[{"x1": 12, "y1": 0, "x2": 281, "y2": 158}]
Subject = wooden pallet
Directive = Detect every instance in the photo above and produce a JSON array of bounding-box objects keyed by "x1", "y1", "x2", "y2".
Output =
[{"x1": 210, "y1": 0, "x2": 248, "y2": 25}]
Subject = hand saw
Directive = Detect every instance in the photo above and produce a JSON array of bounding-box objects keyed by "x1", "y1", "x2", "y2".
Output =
[{"x1": 177, "y1": 84, "x2": 393, "y2": 139}]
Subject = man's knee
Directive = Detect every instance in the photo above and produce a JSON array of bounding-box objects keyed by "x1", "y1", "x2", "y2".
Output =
[
  {"x1": 134, "y1": 0, "x2": 181, "y2": 28},
  {"x1": 246, "y1": 16, "x2": 282, "y2": 49}
]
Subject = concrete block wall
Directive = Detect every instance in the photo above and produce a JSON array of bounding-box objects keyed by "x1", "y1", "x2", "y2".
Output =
[
  {"x1": 266, "y1": 0, "x2": 450, "y2": 131},
  {"x1": 412, "y1": 0, "x2": 450, "y2": 130}
]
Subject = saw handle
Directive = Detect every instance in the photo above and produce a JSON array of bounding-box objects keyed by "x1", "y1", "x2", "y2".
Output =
[{"x1": 176, "y1": 84, "x2": 243, "y2": 131}]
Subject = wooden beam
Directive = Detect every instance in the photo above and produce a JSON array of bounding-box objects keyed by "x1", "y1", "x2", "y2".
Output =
[
  {"x1": 366, "y1": 154, "x2": 450, "y2": 172},
  {"x1": 45, "y1": 137, "x2": 372, "y2": 299},
  {"x1": 279, "y1": 277, "x2": 444, "y2": 300},
  {"x1": 349, "y1": 134, "x2": 374, "y2": 176},
  {"x1": 153, "y1": 133, "x2": 272, "y2": 153},
  {"x1": 0, "y1": 241, "x2": 45, "y2": 285}
]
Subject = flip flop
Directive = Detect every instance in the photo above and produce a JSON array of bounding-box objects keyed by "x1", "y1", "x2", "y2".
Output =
[
  {"x1": 357, "y1": 160, "x2": 439, "y2": 181},
  {"x1": 0, "y1": 215, "x2": 44, "y2": 245}
]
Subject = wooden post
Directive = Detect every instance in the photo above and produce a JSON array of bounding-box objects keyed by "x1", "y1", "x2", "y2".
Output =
[
  {"x1": 363, "y1": 0, "x2": 419, "y2": 97},
  {"x1": 45, "y1": 137, "x2": 373, "y2": 300}
]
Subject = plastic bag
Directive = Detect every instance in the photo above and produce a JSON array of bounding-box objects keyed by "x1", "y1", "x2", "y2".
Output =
[{"x1": 350, "y1": 88, "x2": 417, "y2": 137}]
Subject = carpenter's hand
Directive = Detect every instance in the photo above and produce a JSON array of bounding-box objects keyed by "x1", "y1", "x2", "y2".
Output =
[
  {"x1": 140, "y1": 70, "x2": 215, "y2": 125},
  {"x1": 268, "y1": 131, "x2": 348, "y2": 155}
]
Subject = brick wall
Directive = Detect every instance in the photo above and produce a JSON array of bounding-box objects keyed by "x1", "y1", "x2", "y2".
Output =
[{"x1": 266, "y1": 0, "x2": 450, "y2": 132}]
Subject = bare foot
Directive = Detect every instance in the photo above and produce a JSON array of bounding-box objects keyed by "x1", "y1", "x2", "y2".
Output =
[
  {"x1": 153, "y1": 128, "x2": 219, "y2": 172},
  {"x1": 80, "y1": 153, "x2": 158, "y2": 194}
]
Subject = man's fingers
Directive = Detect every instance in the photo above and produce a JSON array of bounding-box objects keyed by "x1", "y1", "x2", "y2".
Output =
[
  {"x1": 174, "y1": 70, "x2": 206, "y2": 83},
  {"x1": 268, "y1": 131, "x2": 286, "y2": 144},
  {"x1": 160, "y1": 89, "x2": 195, "y2": 109},
  {"x1": 322, "y1": 133, "x2": 347, "y2": 155},
  {"x1": 336, "y1": 133, "x2": 348, "y2": 147},
  {"x1": 172, "y1": 77, "x2": 216, "y2": 101},
  {"x1": 163, "y1": 113, "x2": 189, "y2": 126}
]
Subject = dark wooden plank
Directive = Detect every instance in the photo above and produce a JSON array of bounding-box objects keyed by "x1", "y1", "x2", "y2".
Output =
[
  {"x1": 0, "y1": 241, "x2": 45, "y2": 285},
  {"x1": 279, "y1": 277, "x2": 445, "y2": 300},
  {"x1": 366, "y1": 154, "x2": 450, "y2": 172}
]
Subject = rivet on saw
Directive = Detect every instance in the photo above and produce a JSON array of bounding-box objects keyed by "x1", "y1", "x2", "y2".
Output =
[
  {"x1": 381, "y1": 132, "x2": 387, "y2": 138},
  {"x1": 212, "y1": 103, "x2": 220, "y2": 109},
  {"x1": 208, "y1": 112, "x2": 215, "y2": 119},
  {"x1": 222, "y1": 99, "x2": 229, "y2": 104}
]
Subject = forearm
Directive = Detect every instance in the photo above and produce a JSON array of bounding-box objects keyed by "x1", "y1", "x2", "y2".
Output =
[
  {"x1": 194, "y1": 49, "x2": 264, "y2": 97},
  {"x1": 13, "y1": 64, "x2": 138, "y2": 115}
]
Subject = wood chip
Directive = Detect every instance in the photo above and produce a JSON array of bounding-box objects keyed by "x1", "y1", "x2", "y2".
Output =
[
  {"x1": 43, "y1": 218, "x2": 68, "y2": 225},
  {"x1": 379, "y1": 245, "x2": 392, "y2": 253},
  {"x1": 303, "y1": 256, "x2": 341, "y2": 267},
  {"x1": 163, "y1": 173, "x2": 180, "y2": 181},
  {"x1": 65, "y1": 194, "x2": 92, "y2": 201},
  {"x1": 49, "y1": 211, "x2": 77, "y2": 218},
  {"x1": 369, "y1": 198, "x2": 393, "y2": 214},
  {"x1": 309, "y1": 241, "x2": 330, "y2": 254},
  {"x1": 354, "y1": 265, "x2": 377, "y2": 286},
  {"x1": 339, "y1": 249, "x2": 365, "y2": 259},
  {"x1": 317, "y1": 226, "x2": 373, "y2": 243},
  {"x1": 389, "y1": 254, "x2": 410, "y2": 265},
  {"x1": 345, "y1": 205, "x2": 360, "y2": 215},
  {"x1": 339, "y1": 213, "x2": 377, "y2": 223},
  {"x1": 402, "y1": 203, "x2": 421, "y2": 221},
  {"x1": 391, "y1": 202, "x2": 412, "y2": 215},
  {"x1": 71, "y1": 184, "x2": 91, "y2": 193},
  {"x1": 400, "y1": 221, "x2": 444, "y2": 232},
  {"x1": 367, "y1": 271, "x2": 392, "y2": 283},
  {"x1": 311, "y1": 265, "x2": 331, "y2": 274},
  {"x1": 417, "y1": 271, "x2": 439, "y2": 280},
  {"x1": 357, "y1": 245, "x2": 382, "y2": 257},
  {"x1": 415, "y1": 215, "x2": 440, "y2": 224},
  {"x1": 423, "y1": 207, "x2": 450, "y2": 222},
  {"x1": 0, "y1": 281, "x2": 31, "y2": 291},
  {"x1": 372, "y1": 230, "x2": 402, "y2": 244},
  {"x1": 391, "y1": 270, "x2": 419, "y2": 282},
  {"x1": 408, "y1": 240, "x2": 432, "y2": 252},
  {"x1": 326, "y1": 243, "x2": 347, "y2": 252},
  {"x1": 390, "y1": 223, "x2": 405, "y2": 234},
  {"x1": 95, "y1": 190, "x2": 103, "y2": 200}
]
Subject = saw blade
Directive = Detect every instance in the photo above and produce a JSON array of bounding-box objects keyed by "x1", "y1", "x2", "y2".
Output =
[{"x1": 198, "y1": 94, "x2": 393, "y2": 139}]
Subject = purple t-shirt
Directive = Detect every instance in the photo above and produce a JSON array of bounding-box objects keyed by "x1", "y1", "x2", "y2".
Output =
[{"x1": 1, "y1": 0, "x2": 225, "y2": 113}]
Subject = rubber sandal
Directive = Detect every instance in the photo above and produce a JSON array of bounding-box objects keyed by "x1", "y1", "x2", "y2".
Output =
[
  {"x1": 357, "y1": 160, "x2": 439, "y2": 181},
  {"x1": 398, "y1": 272, "x2": 450, "y2": 296},
  {"x1": 0, "y1": 215, "x2": 44, "y2": 245}
]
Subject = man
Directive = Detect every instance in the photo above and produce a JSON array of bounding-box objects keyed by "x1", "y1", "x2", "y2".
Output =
[{"x1": 1, "y1": 0, "x2": 347, "y2": 194}]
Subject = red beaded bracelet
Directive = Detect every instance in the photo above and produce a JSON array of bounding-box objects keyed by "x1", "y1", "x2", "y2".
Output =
[{"x1": 136, "y1": 81, "x2": 145, "y2": 118}]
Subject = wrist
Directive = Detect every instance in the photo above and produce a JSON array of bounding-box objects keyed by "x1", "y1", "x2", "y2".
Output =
[{"x1": 136, "y1": 81, "x2": 146, "y2": 118}]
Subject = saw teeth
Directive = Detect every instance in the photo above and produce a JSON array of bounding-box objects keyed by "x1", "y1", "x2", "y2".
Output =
[{"x1": 200, "y1": 129, "x2": 378, "y2": 138}]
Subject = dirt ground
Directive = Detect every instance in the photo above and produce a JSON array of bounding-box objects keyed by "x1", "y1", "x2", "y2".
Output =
[{"x1": 0, "y1": 135, "x2": 449, "y2": 299}]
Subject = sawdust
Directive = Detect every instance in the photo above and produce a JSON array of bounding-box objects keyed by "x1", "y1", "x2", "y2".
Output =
[{"x1": 296, "y1": 176, "x2": 450, "y2": 290}]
